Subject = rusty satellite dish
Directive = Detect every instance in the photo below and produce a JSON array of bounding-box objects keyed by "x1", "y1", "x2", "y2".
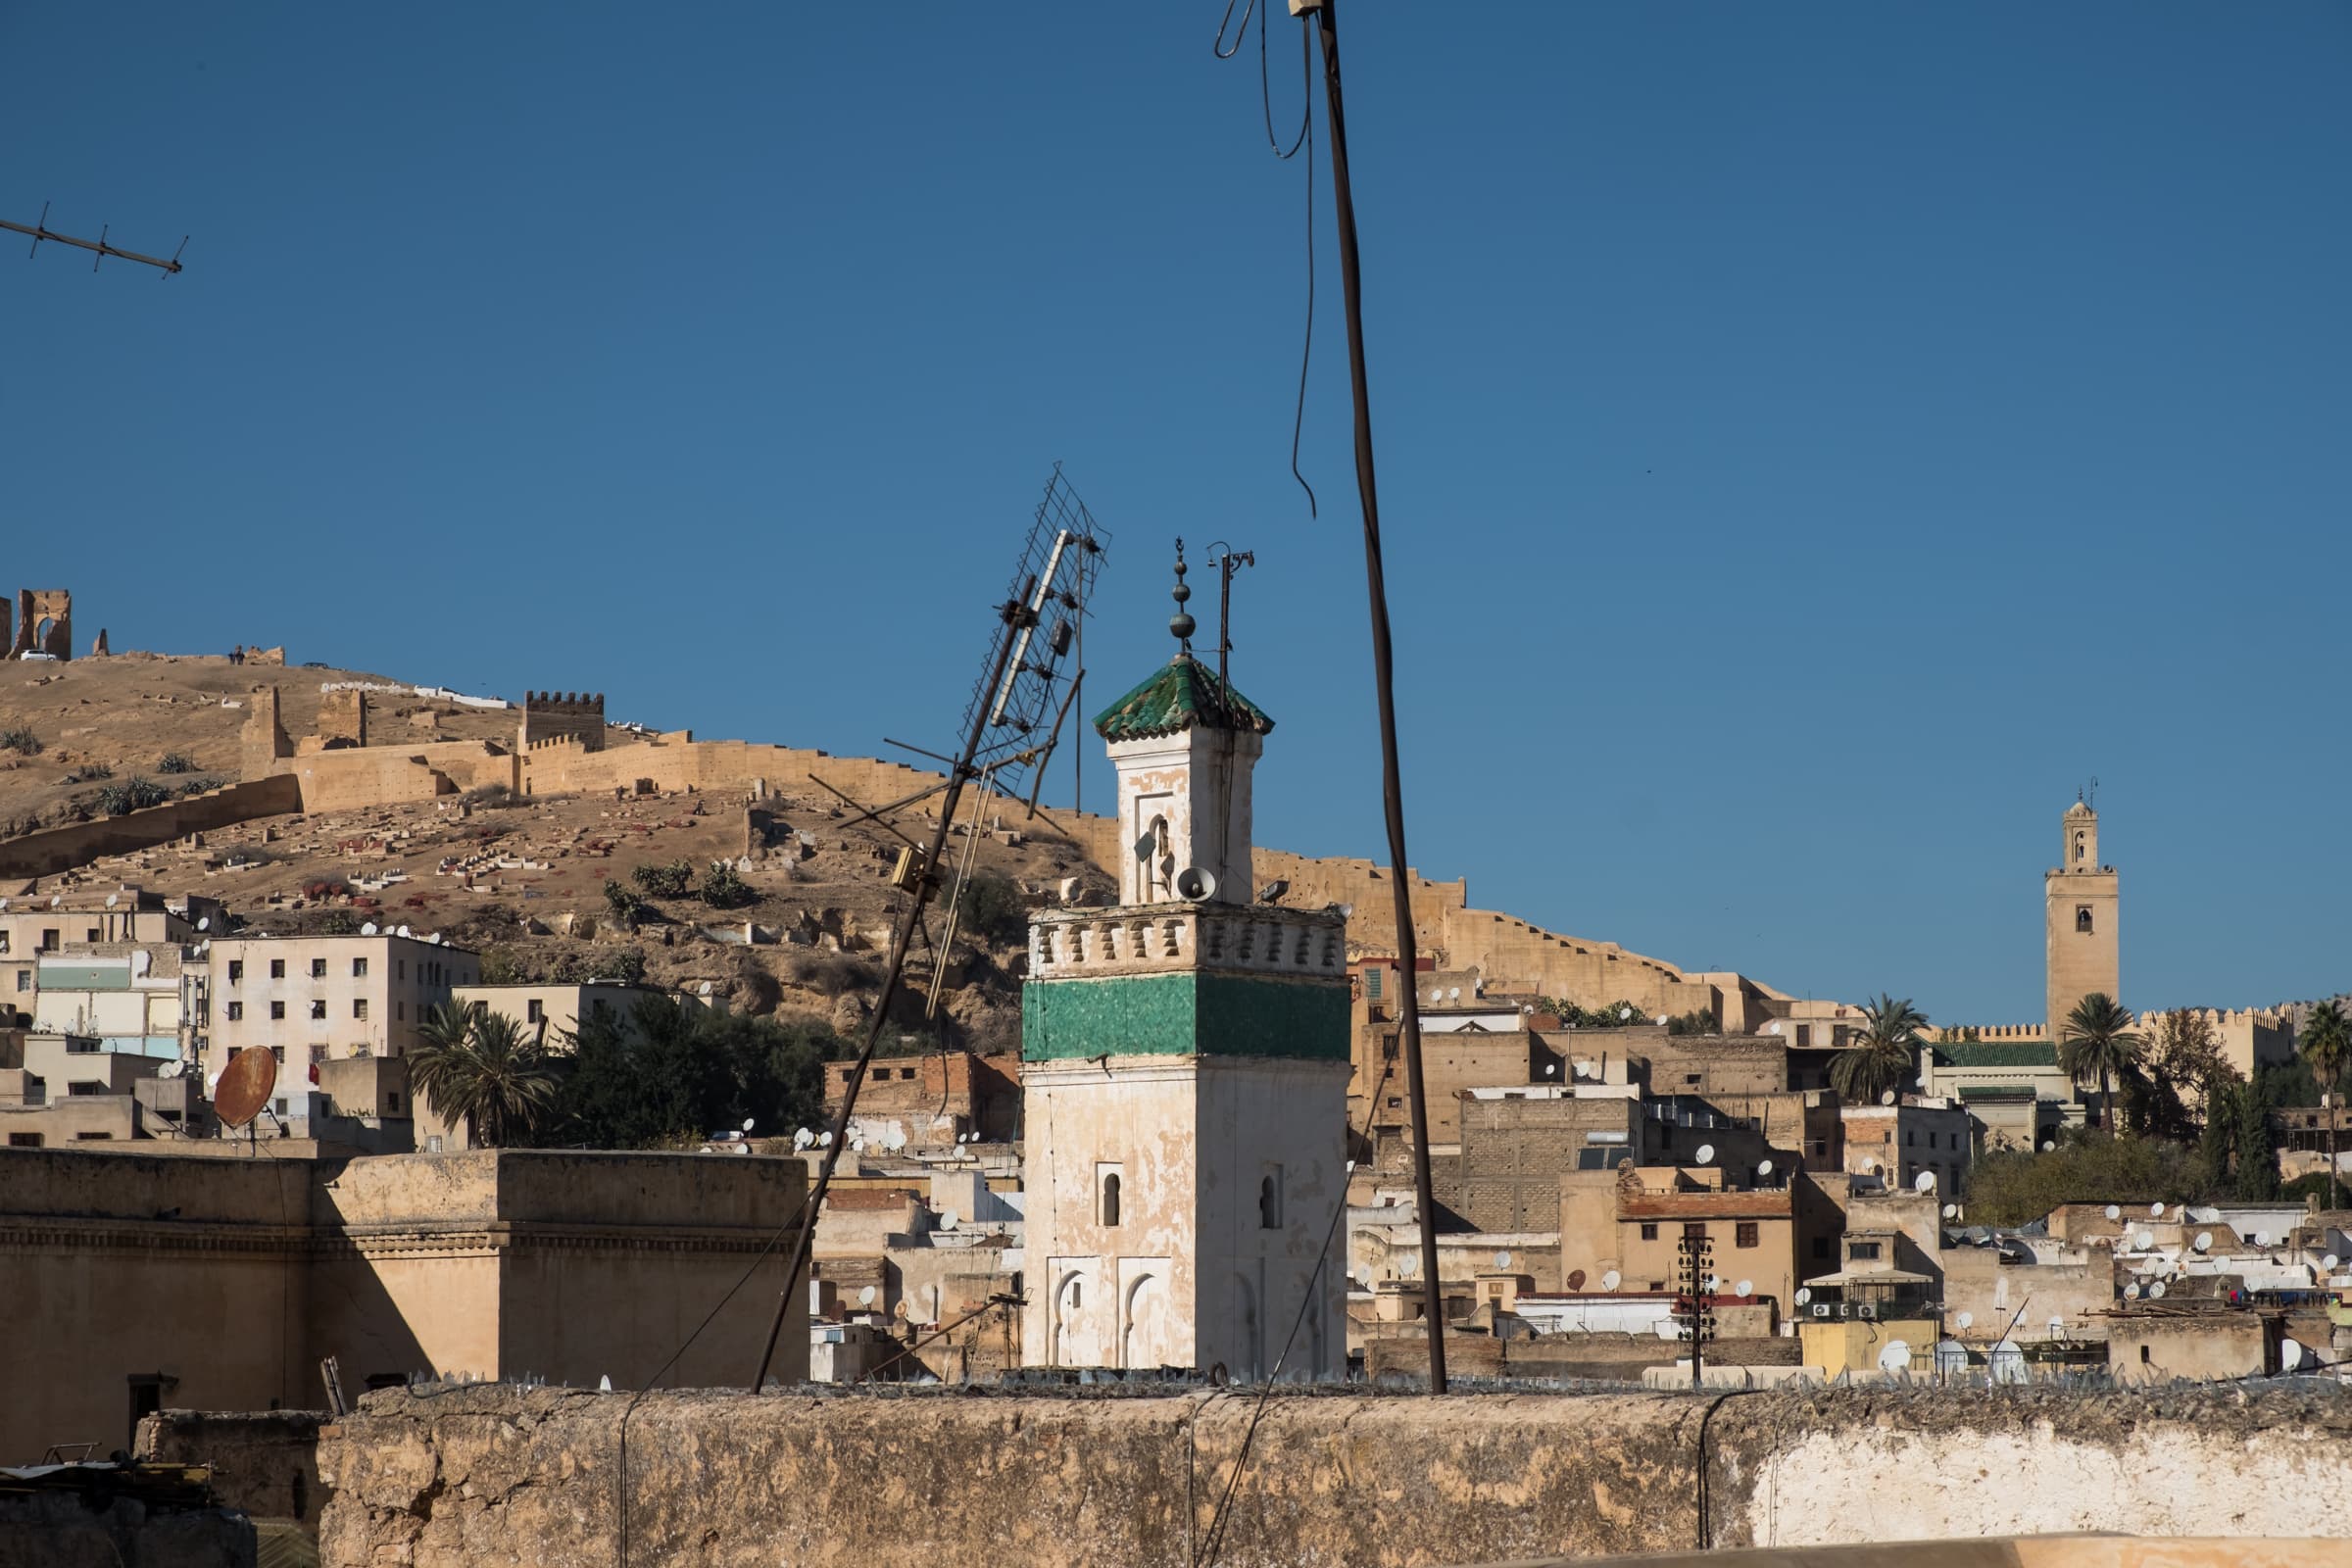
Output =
[{"x1": 214, "y1": 1048, "x2": 278, "y2": 1130}]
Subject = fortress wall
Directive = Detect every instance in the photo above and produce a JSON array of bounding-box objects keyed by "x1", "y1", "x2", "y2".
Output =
[
  {"x1": 287, "y1": 742, "x2": 515, "y2": 813},
  {"x1": 308, "y1": 1384, "x2": 2352, "y2": 1568},
  {"x1": 0, "y1": 775, "x2": 304, "y2": 880}
]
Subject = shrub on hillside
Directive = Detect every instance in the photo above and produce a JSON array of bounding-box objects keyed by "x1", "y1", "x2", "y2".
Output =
[
  {"x1": 156, "y1": 752, "x2": 197, "y2": 774},
  {"x1": 701, "y1": 861, "x2": 755, "y2": 909},
  {"x1": 177, "y1": 776, "x2": 225, "y2": 797},
  {"x1": 950, "y1": 869, "x2": 1030, "y2": 946},
  {"x1": 1, "y1": 727, "x2": 42, "y2": 757},
  {"x1": 69, "y1": 760, "x2": 114, "y2": 783},
  {"x1": 94, "y1": 777, "x2": 169, "y2": 816},
  {"x1": 791, "y1": 951, "x2": 874, "y2": 997},
  {"x1": 603, "y1": 880, "x2": 644, "y2": 929},
  {"x1": 632, "y1": 859, "x2": 696, "y2": 899}
]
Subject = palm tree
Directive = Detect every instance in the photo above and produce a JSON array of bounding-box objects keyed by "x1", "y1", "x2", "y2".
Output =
[
  {"x1": 409, "y1": 1001, "x2": 558, "y2": 1149},
  {"x1": 2059, "y1": 993, "x2": 2144, "y2": 1137},
  {"x1": 2297, "y1": 1001, "x2": 2351, "y2": 1210},
  {"x1": 1830, "y1": 994, "x2": 1930, "y2": 1105}
]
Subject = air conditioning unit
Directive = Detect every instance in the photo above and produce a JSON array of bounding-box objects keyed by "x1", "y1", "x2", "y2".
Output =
[
  {"x1": 1810, "y1": 1303, "x2": 1833, "y2": 1319},
  {"x1": 1855, "y1": 1303, "x2": 1880, "y2": 1321}
]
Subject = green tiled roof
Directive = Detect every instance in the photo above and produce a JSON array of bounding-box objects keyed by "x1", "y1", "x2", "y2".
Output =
[
  {"x1": 1957, "y1": 1084, "x2": 2040, "y2": 1102},
  {"x1": 1094, "y1": 656, "x2": 1274, "y2": 742},
  {"x1": 1934, "y1": 1041, "x2": 2057, "y2": 1068}
]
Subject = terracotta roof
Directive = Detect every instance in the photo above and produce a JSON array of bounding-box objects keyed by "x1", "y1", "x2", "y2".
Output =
[
  {"x1": 1094, "y1": 656, "x2": 1274, "y2": 742},
  {"x1": 1619, "y1": 1189, "x2": 1794, "y2": 1220}
]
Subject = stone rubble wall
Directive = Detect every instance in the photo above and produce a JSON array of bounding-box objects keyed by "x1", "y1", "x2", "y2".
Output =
[{"x1": 310, "y1": 1384, "x2": 2352, "y2": 1568}]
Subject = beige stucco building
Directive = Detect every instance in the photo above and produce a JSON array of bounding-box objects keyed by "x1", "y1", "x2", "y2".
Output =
[
  {"x1": 201, "y1": 932, "x2": 482, "y2": 1084},
  {"x1": 0, "y1": 1147, "x2": 808, "y2": 1461},
  {"x1": 450, "y1": 980, "x2": 667, "y2": 1046}
]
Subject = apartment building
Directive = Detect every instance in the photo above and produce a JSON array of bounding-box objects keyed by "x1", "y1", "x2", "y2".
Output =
[{"x1": 200, "y1": 933, "x2": 481, "y2": 1079}]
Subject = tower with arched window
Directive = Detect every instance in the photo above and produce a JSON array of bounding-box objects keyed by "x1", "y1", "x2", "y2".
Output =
[
  {"x1": 1018, "y1": 548, "x2": 1348, "y2": 1380},
  {"x1": 2045, "y1": 797, "x2": 2120, "y2": 1039}
]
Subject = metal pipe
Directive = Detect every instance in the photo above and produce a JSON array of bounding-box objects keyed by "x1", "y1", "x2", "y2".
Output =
[{"x1": 1314, "y1": 0, "x2": 1446, "y2": 1392}]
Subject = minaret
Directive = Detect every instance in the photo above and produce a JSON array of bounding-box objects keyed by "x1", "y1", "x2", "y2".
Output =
[
  {"x1": 1019, "y1": 542, "x2": 1350, "y2": 1379},
  {"x1": 2045, "y1": 796, "x2": 2120, "y2": 1038}
]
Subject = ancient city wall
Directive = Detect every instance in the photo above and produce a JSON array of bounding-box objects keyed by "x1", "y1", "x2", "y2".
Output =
[
  {"x1": 285, "y1": 740, "x2": 515, "y2": 812},
  {"x1": 0, "y1": 775, "x2": 303, "y2": 880},
  {"x1": 310, "y1": 1383, "x2": 2352, "y2": 1568}
]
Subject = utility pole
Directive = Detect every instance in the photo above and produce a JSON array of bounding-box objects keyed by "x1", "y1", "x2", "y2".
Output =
[
  {"x1": 1205, "y1": 542, "x2": 1255, "y2": 686},
  {"x1": 5, "y1": 204, "x2": 187, "y2": 275},
  {"x1": 1298, "y1": 0, "x2": 1448, "y2": 1392}
]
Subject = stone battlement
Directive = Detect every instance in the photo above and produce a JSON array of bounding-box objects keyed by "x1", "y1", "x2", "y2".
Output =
[{"x1": 1028, "y1": 902, "x2": 1346, "y2": 982}]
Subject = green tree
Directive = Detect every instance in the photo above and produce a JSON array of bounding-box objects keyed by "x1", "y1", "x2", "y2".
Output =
[
  {"x1": 549, "y1": 998, "x2": 837, "y2": 1149},
  {"x1": 632, "y1": 859, "x2": 696, "y2": 899},
  {"x1": 2234, "y1": 1081, "x2": 2280, "y2": 1201},
  {"x1": 2059, "y1": 993, "x2": 2144, "y2": 1136},
  {"x1": 1830, "y1": 994, "x2": 1929, "y2": 1106},
  {"x1": 946, "y1": 868, "x2": 1030, "y2": 946},
  {"x1": 1962, "y1": 1130, "x2": 2204, "y2": 1228},
  {"x1": 603, "y1": 879, "x2": 644, "y2": 930},
  {"x1": 2194, "y1": 1083, "x2": 2236, "y2": 1193},
  {"x1": 2147, "y1": 1009, "x2": 2238, "y2": 1107},
  {"x1": 2295, "y1": 1001, "x2": 2351, "y2": 1209},
  {"x1": 701, "y1": 860, "x2": 756, "y2": 909},
  {"x1": 408, "y1": 1003, "x2": 559, "y2": 1149}
]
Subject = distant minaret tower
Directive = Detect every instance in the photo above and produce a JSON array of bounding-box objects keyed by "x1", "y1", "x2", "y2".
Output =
[
  {"x1": 2046, "y1": 793, "x2": 2121, "y2": 1036},
  {"x1": 1018, "y1": 541, "x2": 1349, "y2": 1379}
]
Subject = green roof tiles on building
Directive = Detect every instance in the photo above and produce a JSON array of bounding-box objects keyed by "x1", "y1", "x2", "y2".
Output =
[
  {"x1": 1933, "y1": 1041, "x2": 2057, "y2": 1068},
  {"x1": 1094, "y1": 656, "x2": 1274, "y2": 743},
  {"x1": 1956, "y1": 1084, "x2": 2041, "y2": 1102}
]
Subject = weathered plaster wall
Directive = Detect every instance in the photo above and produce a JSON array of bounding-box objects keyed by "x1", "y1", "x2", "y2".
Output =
[
  {"x1": 0, "y1": 775, "x2": 303, "y2": 880},
  {"x1": 308, "y1": 1384, "x2": 2352, "y2": 1568},
  {"x1": 139, "y1": 1409, "x2": 328, "y2": 1528}
]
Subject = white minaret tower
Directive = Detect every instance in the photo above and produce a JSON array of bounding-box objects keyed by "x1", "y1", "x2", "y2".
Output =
[{"x1": 1018, "y1": 542, "x2": 1349, "y2": 1379}]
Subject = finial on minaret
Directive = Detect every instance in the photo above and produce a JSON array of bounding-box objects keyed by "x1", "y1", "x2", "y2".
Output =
[{"x1": 1169, "y1": 538, "x2": 1197, "y2": 653}]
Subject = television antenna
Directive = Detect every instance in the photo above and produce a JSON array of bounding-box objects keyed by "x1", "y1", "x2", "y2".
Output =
[
  {"x1": 1202, "y1": 540, "x2": 1255, "y2": 686},
  {"x1": 749, "y1": 469, "x2": 1107, "y2": 1395},
  {"x1": 4, "y1": 203, "x2": 187, "y2": 276}
]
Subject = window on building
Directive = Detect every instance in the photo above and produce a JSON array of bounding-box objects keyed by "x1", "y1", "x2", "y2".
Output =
[
  {"x1": 1794, "y1": 1024, "x2": 1812, "y2": 1048},
  {"x1": 227, "y1": 959, "x2": 243, "y2": 983},
  {"x1": 352, "y1": 957, "x2": 368, "y2": 978},
  {"x1": 1101, "y1": 1171, "x2": 1122, "y2": 1227},
  {"x1": 396, "y1": 1002, "x2": 404, "y2": 1021},
  {"x1": 1260, "y1": 1166, "x2": 1284, "y2": 1229},
  {"x1": 272, "y1": 1099, "x2": 288, "y2": 1117},
  {"x1": 310, "y1": 1045, "x2": 328, "y2": 1064},
  {"x1": 387, "y1": 1092, "x2": 402, "y2": 1114},
  {"x1": 0, "y1": 932, "x2": 8, "y2": 954},
  {"x1": 900, "y1": 1067, "x2": 916, "y2": 1080},
  {"x1": 74, "y1": 1130, "x2": 113, "y2": 1141},
  {"x1": 2139, "y1": 1344, "x2": 2150, "y2": 1364},
  {"x1": 270, "y1": 959, "x2": 286, "y2": 979},
  {"x1": 1386, "y1": 1097, "x2": 1402, "y2": 1108},
  {"x1": 1684, "y1": 1073, "x2": 1701, "y2": 1086},
  {"x1": 40, "y1": 928, "x2": 60, "y2": 952},
  {"x1": 398, "y1": 959, "x2": 406, "y2": 980},
  {"x1": 2077, "y1": 906, "x2": 2093, "y2": 934},
  {"x1": 1812, "y1": 1236, "x2": 1832, "y2": 1259},
  {"x1": 1736, "y1": 1222, "x2": 1759, "y2": 1250},
  {"x1": 354, "y1": 999, "x2": 368, "y2": 1020},
  {"x1": 1683, "y1": 1222, "x2": 1706, "y2": 1241},
  {"x1": 270, "y1": 1047, "x2": 285, "y2": 1064},
  {"x1": 7, "y1": 1133, "x2": 41, "y2": 1148},
  {"x1": 1850, "y1": 1241, "x2": 1883, "y2": 1261},
  {"x1": 526, "y1": 1000, "x2": 544, "y2": 1023},
  {"x1": 310, "y1": 1000, "x2": 327, "y2": 1020},
  {"x1": 18, "y1": 969, "x2": 33, "y2": 992},
  {"x1": 1640, "y1": 1222, "x2": 1659, "y2": 1241},
  {"x1": 840, "y1": 1069, "x2": 856, "y2": 1085},
  {"x1": 86, "y1": 927, "x2": 102, "y2": 944},
  {"x1": 68, "y1": 1082, "x2": 103, "y2": 1096},
  {"x1": 226, "y1": 1001, "x2": 244, "y2": 1021},
  {"x1": 270, "y1": 1001, "x2": 285, "y2": 1020},
  {"x1": 1364, "y1": 966, "x2": 1383, "y2": 1000}
]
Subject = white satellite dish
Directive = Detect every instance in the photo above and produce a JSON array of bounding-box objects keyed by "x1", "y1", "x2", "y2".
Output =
[
  {"x1": 1794, "y1": 1287, "x2": 1811, "y2": 1306},
  {"x1": 699, "y1": 981, "x2": 713, "y2": 997},
  {"x1": 2149, "y1": 1201, "x2": 2166, "y2": 1218},
  {"x1": 50, "y1": 895, "x2": 61, "y2": 908},
  {"x1": 2125, "y1": 1283, "x2": 2141, "y2": 1299},
  {"x1": 1956, "y1": 1311, "x2": 1974, "y2": 1331},
  {"x1": 599, "y1": 1375, "x2": 612, "y2": 1393},
  {"x1": 2194, "y1": 1232, "x2": 2212, "y2": 1252},
  {"x1": 2132, "y1": 1231, "x2": 2154, "y2": 1250},
  {"x1": 1735, "y1": 1279, "x2": 1752, "y2": 1297},
  {"x1": 0, "y1": 899, "x2": 8, "y2": 910},
  {"x1": 1448, "y1": 987, "x2": 1461, "y2": 1002},
  {"x1": 105, "y1": 893, "x2": 119, "y2": 907},
  {"x1": 2326, "y1": 1254, "x2": 2342, "y2": 1272},
  {"x1": 1618, "y1": 1005, "x2": 1633, "y2": 1019},
  {"x1": 2105, "y1": 1204, "x2": 2122, "y2": 1221},
  {"x1": 1861, "y1": 1156, "x2": 1879, "y2": 1172},
  {"x1": 1880, "y1": 1090, "x2": 1895, "y2": 1105},
  {"x1": 1758, "y1": 1158, "x2": 1774, "y2": 1176},
  {"x1": 1398, "y1": 1253, "x2": 1419, "y2": 1277},
  {"x1": 1878, "y1": 1340, "x2": 1912, "y2": 1373},
  {"x1": 858, "y1": 1286, "x2": 877, "y2": 1307},
  {"x1": 1941, "y1": 1202, "x2": 1959, "y2": 1218},
  {"x1": 397, "y1": 925, "x2": 412, "y2": 938},
  {"x1": 1695, "y1": 1144, "x2": 1715, "y2": 1164},
  {"x1": 361, "y1": 922, "x2": 378, "y2": 936},
  {"x1": 940, "y1": 1209, "x2": 957, "y2": 1228},
  {"x1": 818, "y1": 1131, "x2": 833, "y2": 1147},
  {"x1": 1543, "y1": 1063, "x2": 1556, "y2": 1076},
  {"x1": 1600, "y1": 1269, "x2": 1622, "y2": 1291},
  {"x1": 742, "y1": 1117, "x2": 756, "y2": 1133},
  {"x1": 2254, "y1": 1230, "x2": 2271, "y2": 1247},
  {"x1": 1768, "y1": 1021, "x2": 1782, "y2": 1035},
  {"x1": 2040, "y1": 1140, "x2": 2056, "y2": 1152},
  {"x1": 1655, "y1": 1015, "x2": 1668, "y2": 1026},
  {"x1": 1915, "y1": 1171, "x2": 1936, "y2": 1193},
  {"x1": 2147, "y1": 1280, "x2": 2167, "y2": 1299},
  {"x1": 850, "y1": 1138, "x2": 865, "y2": 1154},
  {"x1": 2283, "y1": 1340, "x2": 2306, "y2": 1373},
  {"x1": 1494, "y1": 1250, "x2": 1513, "y2": 1269},
  {"x1": 793, "y1": 1128, "x2": 813, "y2": 1151}
]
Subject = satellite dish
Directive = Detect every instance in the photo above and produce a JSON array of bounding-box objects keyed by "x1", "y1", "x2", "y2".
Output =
[
  {"x1": 1600, "y1": 1269, "x2": 1621, "y2": 1291},
  {"x1": 397, "y1": 925, "x2": 412, "y2": 938},
  {"x1": 1695, "y1": 1144, "x2": 1715, "y2": 1164},
  {"x1": 2041, "y1": 1141, "x2": 2056, "y2": 1152},
  {"x1": 1879, "y1": 1090, "x2": 1896, "y2": 1106},
  {"x1": 1735, "y1": 1279, "x2": 1752, "y2": 1297},
  {"x1": 1915, "y1": 1171, "x2": 1936, "y2": 1193},
  {"x1": 1877, "y1": 1340, "x2": 1912, "y2": 1374},
  {"x1": 1566, "y1": 1268, "x2": 1587, "y2": 1291},
  {"x1": 2282, "y1": 1340, "x2": 2305, "y2": 1372},
  {"x1": 2194, "y1": 1232, "x2": 2212, "y2": 1252},
  {"x1": 1956, "y1": 1311, "x2": 1974, "y2": 1331},
  {"x1": 2147, "y1": 1280, "x2": 2167, "y2": 1299},
  {"x1": 2125, "y1": 1283, "x2": 2141, "y2": 1299},
  {"x1": 1173, "y1": 866, "x2": 1217, "y2": 902},
  {"x1": 818, "y1": 1131, "x2": 833, "y2": 1147},
  {"x1": 2105, "y1": 1204, "x2": 2122, "y2": 1221},
  {"x1": 1448, "y1": 987, "x2": 1462, "y2": 1002},
  {"x1": 1655, "y1": 1014, "x2": 1669, "y2": 1026},
  {"x1": 1794, "y1": 1288, "x2": 1811, "y2": 1305},
  {"x1": 2132, "y1": 1232, "x2": 2154, "y2": 1250},
  {"x1": 742, "y1": 1117, "x2": 756, "y2": 1133},
  {"x1": 105, "y1": 893, "x2": 119, "y2": 907},
  {"x1": 2254, "y1": 1231, "x2": 2271, "y2": 1247},
  {"x1": 1758, "y1": 1158, "x2": 1774, "y2": 1176},
  {"x1": 1543, "y1": 1063, "x2": 1556, "y2": 1076},
  {"x1": 1398, "y1": 1253, "x2": 1419, "y2": 1277},
  {"x1": 850, "y1": 1138, "x2": 865, "y2": 1154},
  {"x1": 2149, "y1": 1202, "x2": 2166, "y2": 1218},
  {"x1": 2326, "y1": 1253, "x2": 2342, "y2": 1272},
  {"x1": 361, "y1": 922, "x2": 378, "y2": 936},
  {"x1": 599, "y1": 1375, "x2": 612, "y2": 1393},
  {"x1": 793, "y1": 1128, "x2": 813, "y2": 1150},
  {"x1": 699, "y1": 981, "x2": 713, "y2": 997},
  {"x1": 198, "y1": 915, "x2": 209, "y2": 931},
  {"x1": 49, "y1": 895, "x2": 62, "y2": 908},
  {"x1": 1861, "y1": 1156, "x2": 1879, "y2": 1172},
  {"x1": 858, "y1": 1286, "x2": 877, "y2": 1307},
  {"x1": 940, "y1": 1209, "x2": 957, "y2": 1228},
  {"x1": 213, "y1": 1048, "x2": 278, "y2": 1131},
  {"x1": 1494, "y1": 1250, "x2": 1513, "y2": 1269},
  {"x1": 1618, "y1": 1005, "x2": 1633, "y2": 1020},
  {"x1": 1942, "y1": 1202, "x2": 1959, "y2": 1218}
]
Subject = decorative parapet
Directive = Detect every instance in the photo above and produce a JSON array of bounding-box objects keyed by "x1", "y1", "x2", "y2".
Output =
[{"x1": 1028, "y1": 902, "x2": 1346, "y2": 983}]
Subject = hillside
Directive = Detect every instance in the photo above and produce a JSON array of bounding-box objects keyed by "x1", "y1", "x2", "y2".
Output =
[{"x1": 0, "y1": 652, "x2": 1112, "y2": 1047}]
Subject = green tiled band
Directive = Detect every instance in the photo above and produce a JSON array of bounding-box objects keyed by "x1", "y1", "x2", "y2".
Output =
[{"x1": 1023, "y1": 970, "x2": 1348, "y2": 1062}]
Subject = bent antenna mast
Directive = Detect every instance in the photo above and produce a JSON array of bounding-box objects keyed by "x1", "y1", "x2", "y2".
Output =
[{"x1": 6, "y1": 203, "x2": 187, "y2": 275}]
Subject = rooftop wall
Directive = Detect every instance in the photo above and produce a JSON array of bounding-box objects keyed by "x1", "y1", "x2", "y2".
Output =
[{"x1": 310, "y1": 1383, "x2": 2352, "y2": 1568}]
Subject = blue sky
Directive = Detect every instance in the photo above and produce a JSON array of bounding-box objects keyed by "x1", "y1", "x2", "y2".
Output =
[{"x1": 6, "y1": 5, "x2": 2346, "y2": 1024}]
